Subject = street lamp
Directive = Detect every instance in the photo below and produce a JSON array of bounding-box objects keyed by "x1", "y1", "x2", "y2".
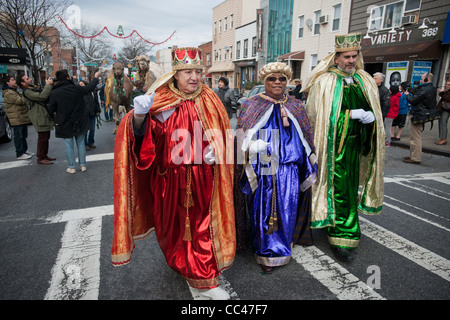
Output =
[{"x1": 418, "y1": 18, "x2": 437, "y2": 29}]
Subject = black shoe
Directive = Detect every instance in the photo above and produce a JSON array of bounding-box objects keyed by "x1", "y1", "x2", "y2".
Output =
[
  {"x1": 260, "y1": 264, "x2": 274, "y2": 274},
  {"x1": 331, "y1": 247, "x2": 355, "y2": 262}
]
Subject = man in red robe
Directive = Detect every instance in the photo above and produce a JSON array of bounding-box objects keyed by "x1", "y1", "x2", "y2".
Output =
[{"x1": 111, "y1": 47, "x2": 235, "y2": 300}]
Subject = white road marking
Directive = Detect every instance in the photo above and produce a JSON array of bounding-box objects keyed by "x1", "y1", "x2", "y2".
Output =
[
  {"x1": 45, "y1": 205, "x2": 113, "y2": 300},
  {"x1": 44, "y1": 216, "x2": 102, "y2": 300},
  {"x1": 383, "y1": 200, "x2": 450, "y2": 232},
  {"x1": 292, "y1": 245, "x2": 384, "y2": 300},
  {"x1": 384, "y1": 195, "x2": 450, "y2": 222},
  {"x1": 360, "y1": 217, "x2": 450, "y2": 282},
  {"x1": 0, "y1": 160, "x2": 32, "y2": 171}
]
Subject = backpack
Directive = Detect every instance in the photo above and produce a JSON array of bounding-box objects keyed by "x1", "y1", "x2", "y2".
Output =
[{"x1": 410, "y1": 108, "x2": 440, "y2": 130}]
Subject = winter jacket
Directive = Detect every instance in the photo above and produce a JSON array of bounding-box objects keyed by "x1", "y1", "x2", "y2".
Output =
[
  {"x1": 437, "y1": 88, "x2": 450, "y2": 111},
  {"x1": 398, "y1": 93, "x2": 409, "y2": 115},
  {"x1": 406, "y1": 82, "x2": 437, "y2": 113},
  {"x1": 2, "y1": 85, "x2": 30, "y2": 126},
  {"x1": 387, "y1": 92, "x2": 401, "y2": 119},
  {"x1": 213, "y1": 86, "x2": 236, "y2": 114},
  {"x1": 48, "y1": 78, "x2": 99, "y2": 139},
  {"x1": 22, "y1": 84, "x2": 54, "y2": 132},
  {"x1": 82, "y1": 89, "x2": 101, "y2": 116},
  {"x1": 378, "y1": 84, "x2": 391, "y2": 118}
]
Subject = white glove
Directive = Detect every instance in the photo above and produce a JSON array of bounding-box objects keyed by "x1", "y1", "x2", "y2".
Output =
[
  {"x1": 133, "y1": 92, "x2": 155, "y2": 115},
  {"x1": 249, "y1": 139, "x2": 270, "y2": 155},
  {"x1": 351, "y1": 109, "x2": 375, "y2": 124},
  {"x1": 204, "y1": 145, "x2": 215, "y2": 165},
  {"x1": 360, "y1": 111, "x2": 375, "y2": 124}
]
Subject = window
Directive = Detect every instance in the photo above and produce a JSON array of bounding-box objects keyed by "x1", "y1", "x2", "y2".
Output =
[
  {"x1": 230, "y1": 45, "x2": 233, "y2": 60},
  {"x1": 252, "y1": 37, "x2": 257, "y2": 56},
  {"x1": 214, "y1": 50, "x2": 217, "y2": 62},
  {"x1": 206, "y1": 53, "x2": 211, "y2": 66},
  {"x1": 332, "y1": 4, "x2": 341, "y2": 32},
  {"x1": 243, "y1": 39, "x2": 248, "y2": 58},
  {"x1": 404, "y1": 0, "x2": 421, "y2": 12},
  {"x1": 314, "y1": 10, "x2": 321, "y2": 35},
  {"x1": 219, "y1": 20, "x2": 222, "y2": 33},
  {"x1": 311, "y1": 54, "x2": 318, "y2": 71},
  {"x1": 214, "y1": 22, "x2": 217, "y2": 35},
  {"x1": 236, "y1": 41, "x2": 241, "y2": 59},
  {"x1": 224, "y1": 17, "x2": 228, "y2": 31},
  {"x1": 219, "y1": 48, "x2": 221, "y2": 61},
  {"x1": 230, "y1": 14, "x2": 233, "y2": 28},
  {"x1": 298, "y1": 15, "x2": 304, "y2": 38},
  {"x1": 369, "y1": 1, "x2": 419, "y2": 31},
  {"x1": 384, "y1": 1, "x2": 403, "y2": 28}
]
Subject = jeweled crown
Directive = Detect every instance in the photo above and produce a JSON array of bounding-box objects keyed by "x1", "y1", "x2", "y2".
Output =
[
  {"x1": 171, "y1": 47, "x2": 203, "y2": 71},
  {"x1": 335, "y1": 33, "x2": 362, "y2": 52}
]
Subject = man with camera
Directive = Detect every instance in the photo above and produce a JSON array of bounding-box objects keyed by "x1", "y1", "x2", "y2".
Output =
[
  {"x1": 403, "y1": 72, "x2": 437, "y2": 164},
  {"x1": 18, "y1": 75, "x2": 56, "y2": 165}
]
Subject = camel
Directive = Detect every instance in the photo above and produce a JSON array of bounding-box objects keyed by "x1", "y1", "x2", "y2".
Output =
[{"x1": 105, "y1": 62, "x2": 133, "y2": 134}]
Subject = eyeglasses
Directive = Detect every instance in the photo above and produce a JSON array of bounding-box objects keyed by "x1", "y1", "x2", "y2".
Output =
[{"x1": 266, "y1": 76, "x2": 287, "y2": 82}]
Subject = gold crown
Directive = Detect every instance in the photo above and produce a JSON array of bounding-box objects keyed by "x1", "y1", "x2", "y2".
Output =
[
  {"x1": 335, "y1": 33, "x2": 362, "y2": 52},
  {"x1": 171, "y1": 47, "x2": 203, "y2": 71}
]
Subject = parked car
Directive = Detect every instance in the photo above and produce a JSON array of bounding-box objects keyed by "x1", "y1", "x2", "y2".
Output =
[
  {"x1": 0, "y1": 94, "x2": 12, "y2": 143},
  {"x1": 236, "y1": 84, "x2": 295, "y2": 111}
]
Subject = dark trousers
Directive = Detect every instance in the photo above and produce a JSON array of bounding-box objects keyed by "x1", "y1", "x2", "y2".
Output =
[
  {"x1": 37, "y1": 131, "x2": 51, "y2": 161},
  {"x1": 85, "y1": 115, "x2": 96, "y2": 146},
  {"x1": 13, "y1": 124, "x2": 28, "y2": 157}
]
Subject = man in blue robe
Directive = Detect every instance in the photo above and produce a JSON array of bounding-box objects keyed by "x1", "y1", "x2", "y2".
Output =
[{"x1": 235, "y1": 62, "x2": 317, "y2": 273}]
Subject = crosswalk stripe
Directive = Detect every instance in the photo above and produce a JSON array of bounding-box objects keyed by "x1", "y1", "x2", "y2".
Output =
[
  {"x1": 292, "y1": 245, "x2": 384, "y2": 300},
  {"x1": 45, "y1": 216, "x2": 102, "y2": 300},
  {"x1": 360, "y1": 217, "x2": 450, "y2": 282},
  {"x1": 0, "y1": 160, "x2": 31, "y2": 171},
  {"x1": 383, "y1": 200, "x2": 450, "y2": 232}
]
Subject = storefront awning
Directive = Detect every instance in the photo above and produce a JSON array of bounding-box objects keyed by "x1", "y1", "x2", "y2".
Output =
[
  {"x1": 0, "y1": 47, "x2": 31, "y2": 65},
  {"x1": 362, "y1": 40, "x2": 442, "y2": 63},
  {"x1": 277, "y1": 51, "x2": 305, "y2": 61},
  {"x1": 207, "y1": 62, "x2": 235, "y2": 73}
]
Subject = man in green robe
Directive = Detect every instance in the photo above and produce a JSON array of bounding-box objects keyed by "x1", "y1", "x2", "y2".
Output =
[{"x1": 303, "y1": 33, "x2": 385, "y2": 262}]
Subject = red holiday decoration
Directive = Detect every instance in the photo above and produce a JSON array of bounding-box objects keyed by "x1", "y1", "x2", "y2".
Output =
[{"x1": 58, "y1": 17, "x2": 176, "y2": 45}]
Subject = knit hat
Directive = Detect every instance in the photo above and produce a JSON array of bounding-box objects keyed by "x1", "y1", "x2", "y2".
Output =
[{"x1": 219, "y1": 76, "x2": 229, "y2": 86}]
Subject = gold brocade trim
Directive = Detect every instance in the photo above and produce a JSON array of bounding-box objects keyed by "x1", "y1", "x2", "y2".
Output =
[
  {"x1": 328, "y1": 236, "x2": 359, "y2": 248},
  {"x1": 185, "y1": 276, "x2": 219, "y2": 289},
  {"x1": 168, "y1": 77, "x2": 202, "y2": 100},
  {"x1": 337, "y1": 109, "x2": 350, "y2": 154},
  {"x1": 255, "y1": 254, "x2": 291, "y2": 267},
  {"x1": 258, "y1": 93, "x2": 288, "y2": 105}
]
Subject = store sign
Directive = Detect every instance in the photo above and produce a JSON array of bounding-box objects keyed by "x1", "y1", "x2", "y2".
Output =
[
  {"x1": 0, "y1": 48, "x2": 30, "y2": 65},
  {"x1": 256, "y1": 9, "x2": 264, "y2": 52},
  {"x1": 364, "y1": 20, "x2": 445, "y2": 47}
]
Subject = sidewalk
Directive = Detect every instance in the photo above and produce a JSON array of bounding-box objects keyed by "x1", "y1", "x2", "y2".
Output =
[{"x1": 390, "y1": 117, "x2": 450, "y2": 158}]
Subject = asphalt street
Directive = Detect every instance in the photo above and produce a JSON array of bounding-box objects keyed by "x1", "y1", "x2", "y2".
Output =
[{"x1": 0, "y1": 116, "x2": 449, "y2": 309}]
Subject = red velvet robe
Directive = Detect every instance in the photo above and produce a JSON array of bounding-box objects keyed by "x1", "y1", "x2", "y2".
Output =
[{"x1": 112, "y1": 82, "x2": 235, "y2": 289}]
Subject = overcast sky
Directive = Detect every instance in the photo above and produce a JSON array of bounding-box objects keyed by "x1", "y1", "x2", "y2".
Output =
[{"x1": 61, "y1": 0, "x2": 224, "y2": 53}]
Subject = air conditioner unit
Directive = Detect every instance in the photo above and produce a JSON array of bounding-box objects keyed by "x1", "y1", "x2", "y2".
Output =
[
  {"x1": 319, "y1": 15, "x2": 329, "y2": 24},
  {"x1": 402, "y1": 15, "x2": 417, "y2": 25}
]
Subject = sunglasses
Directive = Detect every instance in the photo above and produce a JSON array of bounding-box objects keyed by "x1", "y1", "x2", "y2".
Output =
[{"x1": 266, "y1": 76, "x2": 287, "y2": 82}]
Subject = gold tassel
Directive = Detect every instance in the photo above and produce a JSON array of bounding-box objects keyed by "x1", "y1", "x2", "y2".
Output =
[
  {"x1": 266, "y1": 212, "x2": 278, "y2": 235},
  {"x1": 183, "y1": 215, "x2": 192, "y2": 241},
  {"x1": 183, "y1": 165, "x2": 193, "y2": 241},
  {"x1": 184, "y1": 165, "x2": 194, "y2": 208}
]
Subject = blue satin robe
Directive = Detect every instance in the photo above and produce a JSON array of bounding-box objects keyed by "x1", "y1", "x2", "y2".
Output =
[{"x1": 241, "y1": 104, "x2": 314, "y2": 266}]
